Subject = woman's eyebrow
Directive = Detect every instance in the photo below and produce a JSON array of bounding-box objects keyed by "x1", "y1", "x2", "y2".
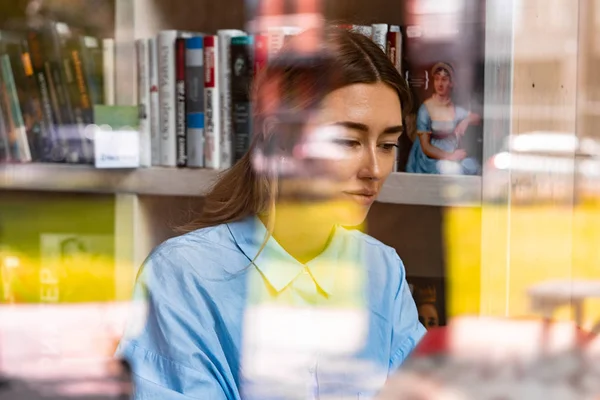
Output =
[
  {"x1": 382, "y1": 125, "x2": 403, "y2": 134},
  {"x1": 330, "y1": 121, "x2": 403, "y2": 134}
]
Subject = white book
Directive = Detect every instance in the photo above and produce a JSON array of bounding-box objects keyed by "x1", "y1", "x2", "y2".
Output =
[
  {"x1": 148, "y1": 37, "x2": 161, "y2": 166},
  {"x1": 157, "y1": 30, "x2": 193, "y2": 167},
  {"x1": 352, "y1": 25, "x2": 373, "y2": 38},
  {"x1": 217, "y1": 29, "x2": 246, "y2": 169},
  {"x1": 135, "y1": 39, "x2": 151, "y2": 167},
  {"x1": 102, "y1": 38, "x2": 115, "y2": 105},
  {"x1": 203, "y1": 35, "x2": 220, "y2": 169},
  {"x1": 371, "y1": 23, "x2": 388, "y2": 53},
  {"x1": 267, "y1": 26, "x2": 302, "y2": 60}
]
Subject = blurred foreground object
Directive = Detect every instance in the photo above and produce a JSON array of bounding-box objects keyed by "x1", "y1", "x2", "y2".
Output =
[
  {"x1": 0, "y1": 301, "x2": 138, "y2": 399},
  {"x1": 378, "y1": 280, "x2": 600, "y2": 399}
]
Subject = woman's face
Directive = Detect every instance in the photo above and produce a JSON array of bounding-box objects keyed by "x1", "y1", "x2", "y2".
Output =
[
  {"x1": 433, "y1": 71, "x2": 452, "y2": 97},
  {"x1": 310, "y1": 82, "x2": 403, "y2": 226}
]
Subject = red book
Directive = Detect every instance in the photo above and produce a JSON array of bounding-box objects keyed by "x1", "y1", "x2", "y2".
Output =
[{"x1": 253, "y1": 34, "x2": 268, "y2": 78}]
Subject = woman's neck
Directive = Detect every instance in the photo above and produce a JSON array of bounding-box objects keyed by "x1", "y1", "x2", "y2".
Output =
[
  {"x1": 433, "y1": 93, "x2": 452, "y2": 106},
  {"x1": 260, "y1": 202, "x2": 336, "y2": 265}
]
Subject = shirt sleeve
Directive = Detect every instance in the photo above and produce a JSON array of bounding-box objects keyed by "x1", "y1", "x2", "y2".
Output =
[
  {"x1": 116, "y1": 245, "x2": 234, "y2": 400},
  {"x1": 388, "y1": 256, "x2": 427, "y2": 372},
  {"x1": 416, "y1": 104, "x2": 432, "y2": 133},
  {"x1": 455, "y1": 105, "x2": 470, "y2": 122}
]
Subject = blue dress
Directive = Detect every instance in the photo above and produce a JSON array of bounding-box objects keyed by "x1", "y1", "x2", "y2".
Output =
[
  {"x1": 116, "y1": 216, "x2": 426, "y2": 399},
  {"x1": 406, "y1": 102, "x2": 480, "y2": 175}
]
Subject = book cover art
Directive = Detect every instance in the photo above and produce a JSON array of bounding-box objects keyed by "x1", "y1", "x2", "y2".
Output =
[
  {"x1": 400, "y1": 0, "x2": 485, "y2": 175},
  {"x1": 407, "y1": 276, "x2": 446, "y2": 329},
  {"x1": 230, "y1": 35, "x2": 253, "y2": 163},
  {"x1": 39, "y1": 233, "x2": 115, "y2": 303}
]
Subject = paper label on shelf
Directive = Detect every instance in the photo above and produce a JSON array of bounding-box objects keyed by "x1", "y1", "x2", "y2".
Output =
[{"x1": 92, "y1": 124, "x2": 140, "y2": 168}]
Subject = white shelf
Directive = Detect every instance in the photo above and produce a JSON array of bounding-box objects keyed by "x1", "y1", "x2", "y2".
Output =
[
  {"x1": 0, "y1": 163, "x2": 219, "y2": 197},
  {"x1": 0, "y1": 163, "x2": 481, "y2": 207}
]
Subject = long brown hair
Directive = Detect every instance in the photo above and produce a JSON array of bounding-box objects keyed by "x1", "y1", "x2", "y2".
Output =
[{"x1": 180, "y1": 25, "x2": 413, "y2": 232}]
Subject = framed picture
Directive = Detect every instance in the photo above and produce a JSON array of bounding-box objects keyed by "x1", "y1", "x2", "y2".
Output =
[{"x1": 399, "y1": 0, "x2": 486, "y2": 175}]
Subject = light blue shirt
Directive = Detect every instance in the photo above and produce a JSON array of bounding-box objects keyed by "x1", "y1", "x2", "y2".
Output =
[{"x1": 117, "y1": 215, "x2": 426, "y2": 399}]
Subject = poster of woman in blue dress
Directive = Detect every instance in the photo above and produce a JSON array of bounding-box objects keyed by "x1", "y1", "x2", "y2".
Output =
[{"x1": 406, "y1": 62, "x2": 481, "y2": 175}]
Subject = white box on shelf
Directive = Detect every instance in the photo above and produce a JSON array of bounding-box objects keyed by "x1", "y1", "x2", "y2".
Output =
[{"x1": 93, "y1": 125, "x2": 140, "y2": 169}]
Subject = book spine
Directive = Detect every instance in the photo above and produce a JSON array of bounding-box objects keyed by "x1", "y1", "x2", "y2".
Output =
[
  {"x1": 136, "y1": 39, "x2": 151, "y2": 167},
  {"x1": 371, "y1": 24, "x2": 388, "y2": 53},
  {"x1": 253, "y1": 34, "x2": 268, "y2": 78},
  {"x1": 64, "y1": 37, "x2": 94, "y2": 163},
  {"x1": 351, "y1": 25, "x2": 373, "y2": 37},
  {"x1": 0, "y1": 98, "x2": 9, "y2": 162},
  {"x1": 175, "y1": 37, "x2": 186, "y2": 167},
  {"x1": 80, "y1": 36, "x2": 102, "y2": 106},
  {"x1": 185, "y1": 36, "x2": 204, "y2": 168},
  {"x1": 13, "y1": 40, "x2": 44, "y2": 161},
  {"x1": 157, "y1": 31, "x2": 176, "y2": 166},
  {"x1": 157, "y1": 31, "x2": 192, "y2": 167},
  {"x1": 148, "y1": 37, "x2": 160, "y2": 166},
  {"x1": 27, "y1": 30, "x2": 61, "y2": 162},
  {"x1": 0, "y1": 55, "x2": 31, "y2": 162},
  {"x1": 387, "y1": 26, "x2": 402, "y2": 73},
  {"x1": 203, "y1": 35, "x2": 220, "y2": 169},
  {"x1": 103, "y1": 38, "x2": 115, "y2": 105},
  {"x1": 47, "y1": 23, "x2": 78, "y2": 162},
  {"x1": 267, "y1": 27, "x2": 301, "y2": 60},
  {"x1": 0, "y1": 68, "x2": 18, "y2": 162},
  {"x1": 230, "y1": 36, "x2": 253, "y2": 163},
  {"x1": 70, "y1": 45, "x2": 94, "y2": 162},
  {"x1": 217, "y1": 29, "x2": 245, "y2": 169}
]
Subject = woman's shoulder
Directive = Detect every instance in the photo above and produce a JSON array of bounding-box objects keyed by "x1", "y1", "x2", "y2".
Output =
[
  {"x1": 337, "y1": 227, "x2": 400, "y2": 263},
  {"x1": 143, "y1": 223, "x2": 249, "y2": 279}
]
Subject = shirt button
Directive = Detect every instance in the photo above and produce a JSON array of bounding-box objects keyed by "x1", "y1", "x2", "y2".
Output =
[{"x1": 303, "y1": 267, "x2": 310, "y2": 275}]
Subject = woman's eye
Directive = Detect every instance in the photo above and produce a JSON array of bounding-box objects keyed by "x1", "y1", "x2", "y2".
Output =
[
  {"x1": 333, "y1": 139, "x2": 360, "y2": 148},
  {"x1": 380, "y1": 143, "x2": 398, "y2": 152}
]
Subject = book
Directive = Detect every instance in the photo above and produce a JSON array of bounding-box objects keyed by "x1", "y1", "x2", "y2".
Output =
[
  {"x1": 43, "y1": 21, "x2": 79, "y2": 163},
  {"x1": 148, "y1": 37, "x2": 160, "y2": 166},
  {"x1": 386, "y1": 25, "x2": 402, "y2": 73},
  {"x1": 217, "y1": 29, "x2": 246, "y2": 169},
  {"x1": 185, "y1": 36, "x2": 204, "y2": 168},
  {"x1": 175, "y1": 37, "x2": 187, "y2": 167},
  {"x1": 371, "y1": 23, "x2": 388, "y2": 53},
  {"x1": 61, "y1": 25, "x2": 94, "y2": 163},
  {"x1": 26, "y1": 29, "x2": 62, "y2": 162},
  {"x1": 230, "y1": 35, "x2": 253, "y2": 163},
  {"x1": 253, "y1": 33, "x2": 268, "y2": 78},
  {"x1": 203, "y1": 35, "x2": 220, "y2": 169},
  {"x1": 79, "y1": 35, "x2": 103, "y2": 107},
  {"x1": 401, "y1": 1, "x2": 485, "y2": 175},
  {"x1": 102, "y1": 38, "x2": 115, "y2": 105},
  {"x1": 135, "y1": 38, "x2": 151, "y2": 167},
  {"x1": 0, "y1": 54, "x2": 31, "y2": 162},
  {"x1": 157, "y1": 30, "x2": 193, "y2": 167}
]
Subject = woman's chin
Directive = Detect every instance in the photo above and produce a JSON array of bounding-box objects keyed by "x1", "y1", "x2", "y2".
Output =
[{"x1": 333, "y1": 200, "x2": 370, "y2": 228}]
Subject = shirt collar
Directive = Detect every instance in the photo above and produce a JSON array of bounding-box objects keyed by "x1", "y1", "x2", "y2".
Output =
[{"x1": 227, "y1": 216, "x2": 342, "y2": 294}]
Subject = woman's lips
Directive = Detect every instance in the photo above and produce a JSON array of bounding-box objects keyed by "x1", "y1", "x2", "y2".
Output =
[{"x1": 343, "y1": 191, "x2": 377, "y2": 206}]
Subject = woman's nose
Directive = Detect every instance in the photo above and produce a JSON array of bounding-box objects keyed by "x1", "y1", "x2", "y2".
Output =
[{"x1": 357, "y1": 148, "x2": 382, "y2": 181}]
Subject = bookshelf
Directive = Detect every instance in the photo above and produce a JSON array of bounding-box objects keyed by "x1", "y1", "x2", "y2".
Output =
[
  {"x1": 0, "y1": 163, "x2": 481, "y2": 207},
  {"x1": 3, "y1": 0, "x2": 595, "y2": 323}
]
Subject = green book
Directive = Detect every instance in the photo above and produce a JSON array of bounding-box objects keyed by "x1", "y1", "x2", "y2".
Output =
[{"x1": 93, "y1": 105, "x2": 139, "y2": 130}]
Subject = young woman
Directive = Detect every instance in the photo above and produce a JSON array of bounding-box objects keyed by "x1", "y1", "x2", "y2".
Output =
[
  {"x1": 117, "y1": 26, "x2": 426, "y2": 399},
  {"x1": 406, "y1": 62, "x2": 481, "y2": 175}
]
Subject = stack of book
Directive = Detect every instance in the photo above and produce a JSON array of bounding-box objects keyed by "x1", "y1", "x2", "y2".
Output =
[
  {"x1": 0, "y1": 20, "x2": 114, "y2": 165},
  {"x1": 136, "y1": 23, "x2": 403, "y2": 169}
]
